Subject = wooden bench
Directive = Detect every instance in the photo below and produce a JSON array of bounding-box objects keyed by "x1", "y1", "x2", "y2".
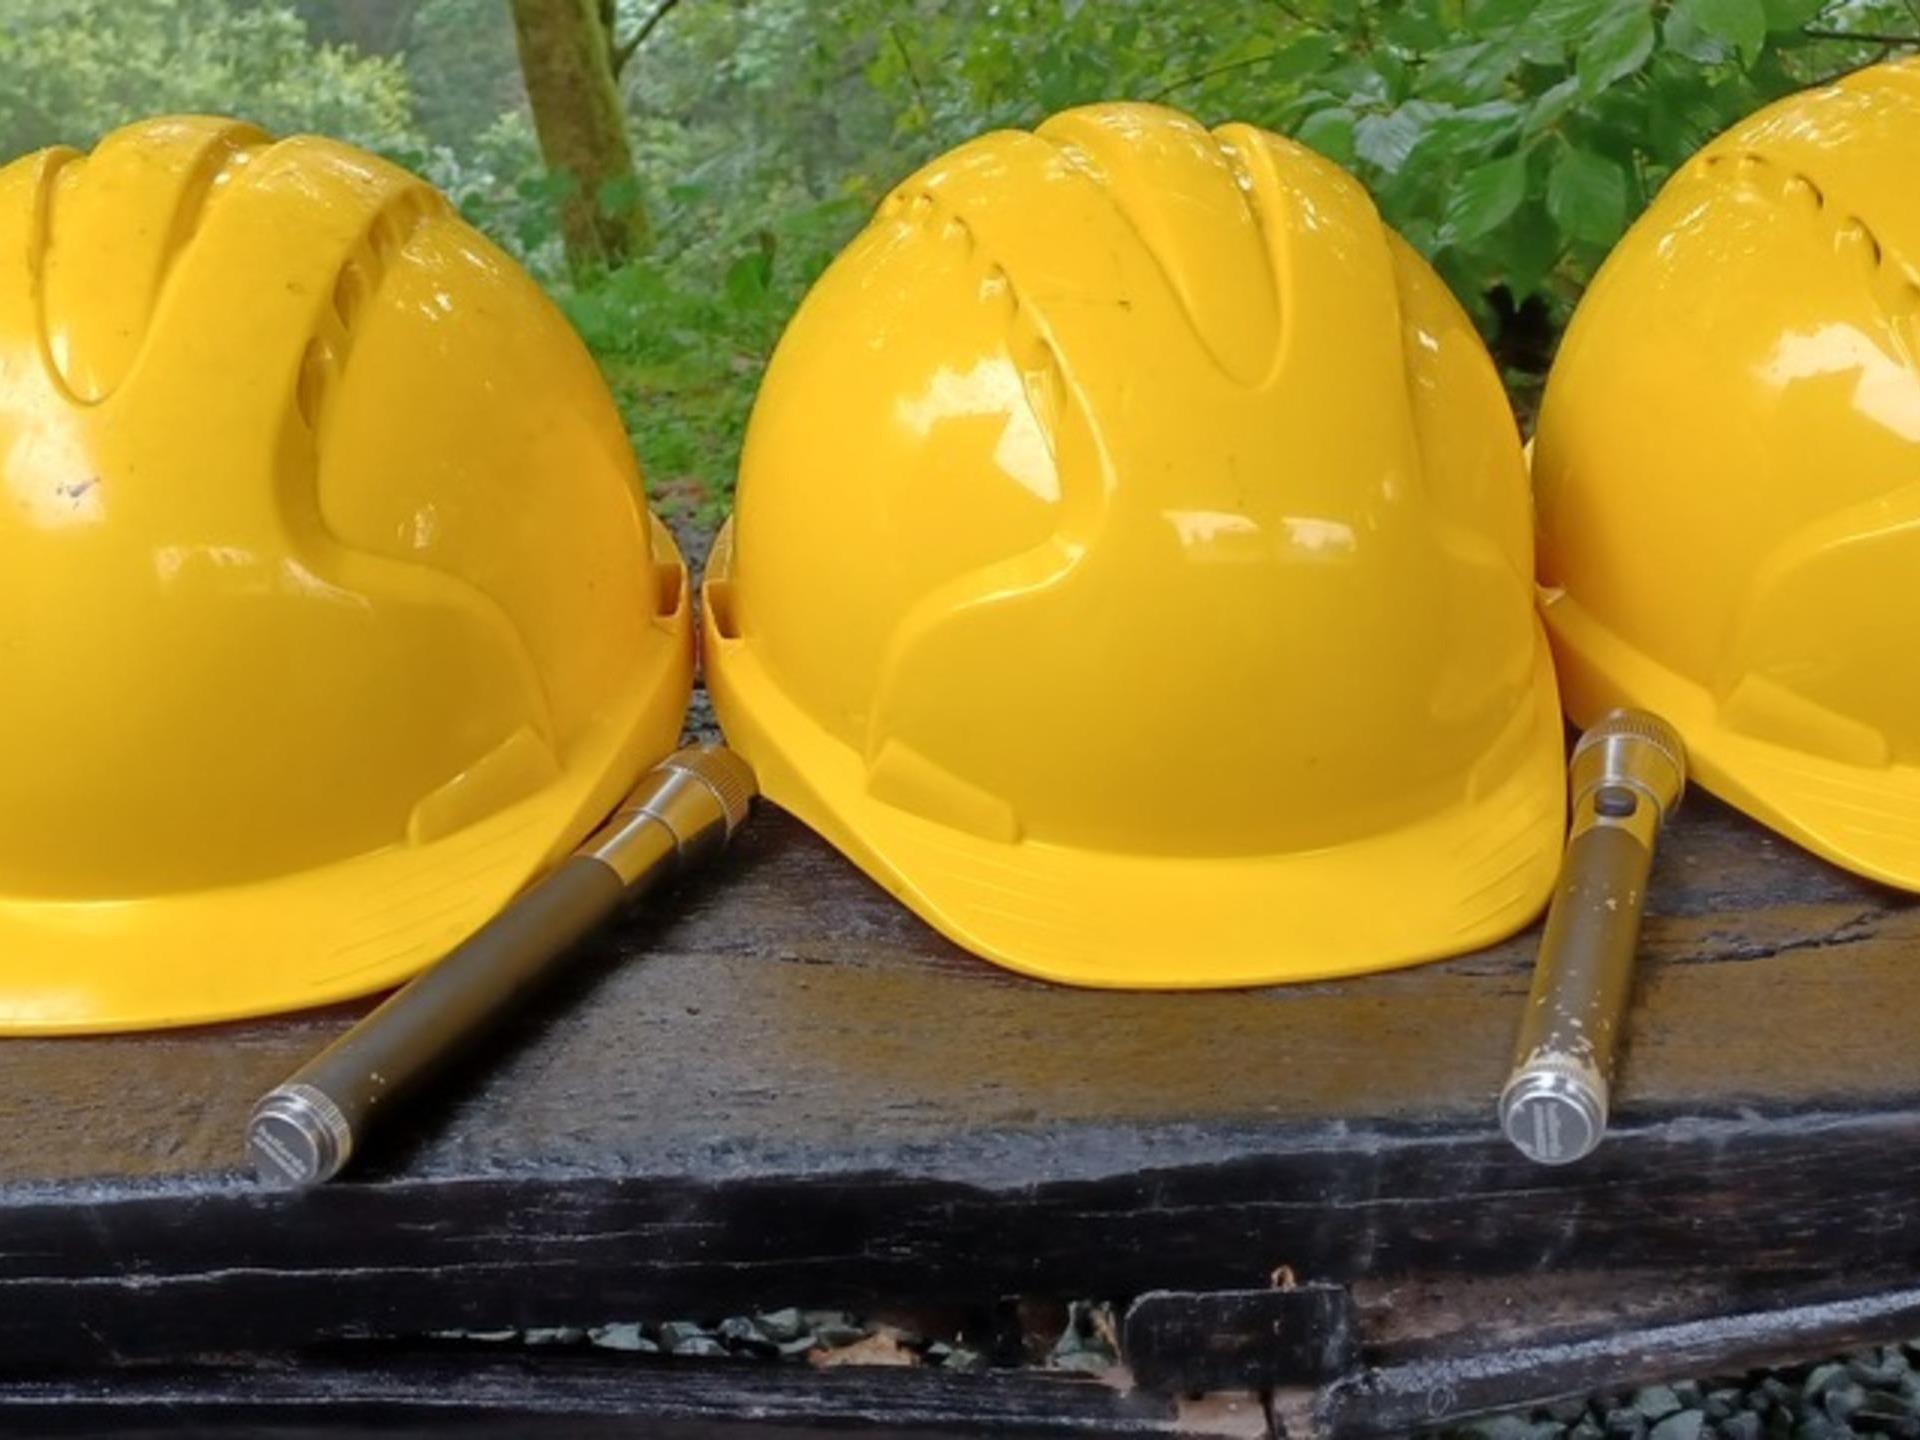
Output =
[{"x1": 3, "y1": 795, "x2": 1917, "y2": 1437}]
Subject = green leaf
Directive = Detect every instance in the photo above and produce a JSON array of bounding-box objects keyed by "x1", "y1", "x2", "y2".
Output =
[
  {"x1": 1295, "y1": 107, "x2": 1358, "y2": 166},
  {"x1": 1760, "y1": 0, "x2": 1825, "y2": 29},
  {"x1": 1465, "y1": 0, "x2": 1538, "y2": 33},
  {"x1": 1661, "y1": 4, "x2": 1731, "y2": 62},
  {"x1": 1575, "y1": 2, "x2": 1656, "y2": 95},
  {"x1": 1524, "y1": 76, "x2": 1583, "y2": 137},
  {"x1": 596, "y1": 173, "x2": 644, "y2": 219},
  {"x1": 1420, "y1": 40, "x2": 1523, "y2": 103},
  {"x1": 724, "y1": 250, "x2": 773, "y2": 309},
  {"x1": 1421, "y1": 100, "x2": 1525, "y2": 158},
  {"x1": 1442, "y1": 150, "x2": 1528, "y2": 244},
  {"x1": 1355, "y1": 100, "x2": 1448, "y2": 173},
  {"x1": 1383, "y1": 8, "x2": 1454, "y2": 51},
  {"x1": 1521, "y1": 0, "x2": 1620, "y2": 40},
  {"x1": 1500, "y1": 201, "x2": 1565, "y2": 299},
  {"x1": 1546, "y1": 145, "x2": 1628, "y2": 245},
  {"x1": 1679, "y1": 0, "x2": 1768, "y2": 65},
  {"x1": 1267, "y1": 34, "x2": 1340, "y2": 81}
]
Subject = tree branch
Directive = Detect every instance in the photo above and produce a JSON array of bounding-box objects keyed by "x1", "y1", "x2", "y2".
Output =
[
  {"x1": 1148, "y1": 50, "x2": 1288, "y2": 102},
  {"x1": 1801, "y1": 25, "x2": 1920, "y2": 45},
  {"x1": 890, "y1": 24, "x2": 931, "y2": 117},
  {"x1": 613, "y1": 0, "x2": 685, "y2": 75}
]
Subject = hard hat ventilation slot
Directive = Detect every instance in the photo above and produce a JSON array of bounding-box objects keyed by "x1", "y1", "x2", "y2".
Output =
[
  {"x1": 705, "y1": 579, "x2": 740, "y2": 640},
  {"x1": 332, "y1": 260, "x2": 368, "y2": 334},
  {"x1": 654, "y1": 561, "x2": 684, "y2": 618},
  {"x1": 1785, "y1": 173, "x2": 1825, "y2": 210},
  {"x1": 295, "y1": 338, "x2": 335, "y2": 431},
  {"x1": 323, "y1": 191, "x2": 437, "y2": 348},
  {"x1": 1700, "y1": 147, "x2": 1911, "y2": 301},
  {"x1": 1839, "y1": 217, "x2": 1884, "y2": 268}
]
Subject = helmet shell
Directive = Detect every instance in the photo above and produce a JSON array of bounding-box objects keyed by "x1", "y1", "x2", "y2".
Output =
[
  {"x1": 706, "y1": 103, "x2": 1563, "y2": 986},
  {"x1": 1535, "y1": 60, "x2": 1920, "y2": 887},
  {"x1": 0, "y1": 117, "x2": 692, "y2": 1031}
]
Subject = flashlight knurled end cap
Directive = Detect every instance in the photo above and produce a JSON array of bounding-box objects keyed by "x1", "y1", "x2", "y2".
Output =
[
  {"x1": 1575, "y1": 708, "x2": 1685, "y2": 777},
  {"x1": 663, "y1": 745, "x2": 757, "y2": 837},
  {"x1": 1571, "y1": 708, "x2": 1687, "y2": 817},
  {"x1": 1500, "y1": 1064, "x2": 1607, "y2": 1165},
  {"x1": 248, "y1": 1083, "x2": 353, "y2": 1187}
]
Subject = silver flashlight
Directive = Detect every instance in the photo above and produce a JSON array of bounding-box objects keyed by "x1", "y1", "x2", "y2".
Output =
[
  {"x1": 1499, "y1": 710, "x2": 1686, "y2": 1165},
  {"x1": 248, "y1": 745, "x2": 756, "y2": 1187}
]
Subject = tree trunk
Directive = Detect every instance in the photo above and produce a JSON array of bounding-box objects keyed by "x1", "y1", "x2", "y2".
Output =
[{"x1": 508, "y1": 0, "x2": 650, "y2": 269}]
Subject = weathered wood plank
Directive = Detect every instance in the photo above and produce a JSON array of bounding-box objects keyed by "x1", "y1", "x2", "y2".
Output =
[
  {"x1": 0, "y1": 1357, "x2": 1269, "y2": 1439},
  {"x1": 1123, "y1": 1284, "x2": 1356, "y2": 1392},
  {"x1": 1, "y1": 799, "x2": 1913, "y2": 1193},
  {"x1": 0, "y1": 1105, "x2": 1915, "y2": 1362},
  {"x1": 0, "y1": 800, "x2": 1914, "y2": 1364},
  {"x1": 1312, "y1": 1277, "x2": 1920, "y2": 1438}
]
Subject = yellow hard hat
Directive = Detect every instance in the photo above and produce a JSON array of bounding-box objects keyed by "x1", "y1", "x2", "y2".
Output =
[
  {"x1": 703, "y1": 103, "x2": 1564, "y2": 988},
  {"x1": 1534, "y1": 60, "x2": 1920, "y2": 889},
  {"x1": 0, "y1": 117, "x2": 693, "y2": 1033}
]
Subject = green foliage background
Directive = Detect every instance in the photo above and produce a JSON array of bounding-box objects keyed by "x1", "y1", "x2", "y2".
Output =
[{"x1": 1, "y1": 0, "x2": 1913, "y2": 510}]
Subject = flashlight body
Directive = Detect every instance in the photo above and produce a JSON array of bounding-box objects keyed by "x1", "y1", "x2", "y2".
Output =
[
  {"x1": 1499, "y1": 711, "x2": 1684, "y2": 1165},
  {"x1": 1502, "y1": 808, "x2": 1654, "y2": 1162},
  {"x1": 248, "y1": 746, "x2": 755, "y2": 1187}
]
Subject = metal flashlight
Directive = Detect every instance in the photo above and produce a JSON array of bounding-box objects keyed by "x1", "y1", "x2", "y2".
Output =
[
  {"x1": 1498, "y1": 710, "x2": 1685, "y2": 1165},
  {"x1": 248, "y1": 745, "x2": 756, "y2": 1187}
]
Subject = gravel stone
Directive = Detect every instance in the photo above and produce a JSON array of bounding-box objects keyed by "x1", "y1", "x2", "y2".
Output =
[
  {"x1": 1855, "y1": 1399, "x2": 1920, "y2": 1440},
  {"x1": 658, "y1": 1321, "x2": 710, "y2": 1350},
  {"x1": 1720, "y1": 1414, "x2": 1764, "y2": 1440},
  {"x1": 1606, "y1": 1408, "x2": 1651, "y2": 1440},
  {"x1": 523, "y1": 1327, "x2": 585, "y2": 1346},
  {"x1": 802, "y1": 1311, "x2": 867, "y2": 1347},
  {"x1": 1651, "y1": 1412, "x2": 1706, "y2": 1440},
  {"x1": 753, "y1": 1308, "x2": 807, "y2": 1344},
  {"x1": 588, "y1": 1323, "x2": 657, "y2": 1353},
  {"x1": 1805, "y1": 1366, "x2": 1850, "y2": 1401},
  {"x1": 1853, "y1": 1352, "x2": 1913, "y2": 1388},
  {"x1": 672, "y1": 1336, "x2": 728, "y2": 1358},
  {"x1": 1570, "y1": 1419, "x2": 1605, "y2": 1440},
  {"x1": 1456, "y1": 1415, "x2": 1537, "y2": 1440},
  {"x1": 718, "y1": 1317, "x2": 778, "y2": 1357},
  {"x1": 1637, "y1": 1388, "x2": 1685, "y2": 1422},
  {"x1": 1549, "y1": 1399, "x2": 1594, "y2": 1423},
  {"x1": 1824, "y1": 1382, "x2": 1869, "y2": 1423},
  {"x1": 1049, "y1": 1300, "x2": 1117, "y2": 1364}
]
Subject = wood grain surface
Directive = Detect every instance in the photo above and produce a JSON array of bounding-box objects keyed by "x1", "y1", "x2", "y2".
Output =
[{"x1": 0, "y1": 796, "x2": 1915, "y2": 1364}]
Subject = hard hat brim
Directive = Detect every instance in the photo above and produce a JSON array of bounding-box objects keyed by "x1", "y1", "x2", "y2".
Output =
[
  {"x1": 1544, "y1": 588, "x2": 1920, "y2": 892},
  {"x1": 705, "y1": 534, "x2": 1566, "y2": 987},
  {"x1": 0, "y1": 521, "x2": 694, "y2": 1035}
]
